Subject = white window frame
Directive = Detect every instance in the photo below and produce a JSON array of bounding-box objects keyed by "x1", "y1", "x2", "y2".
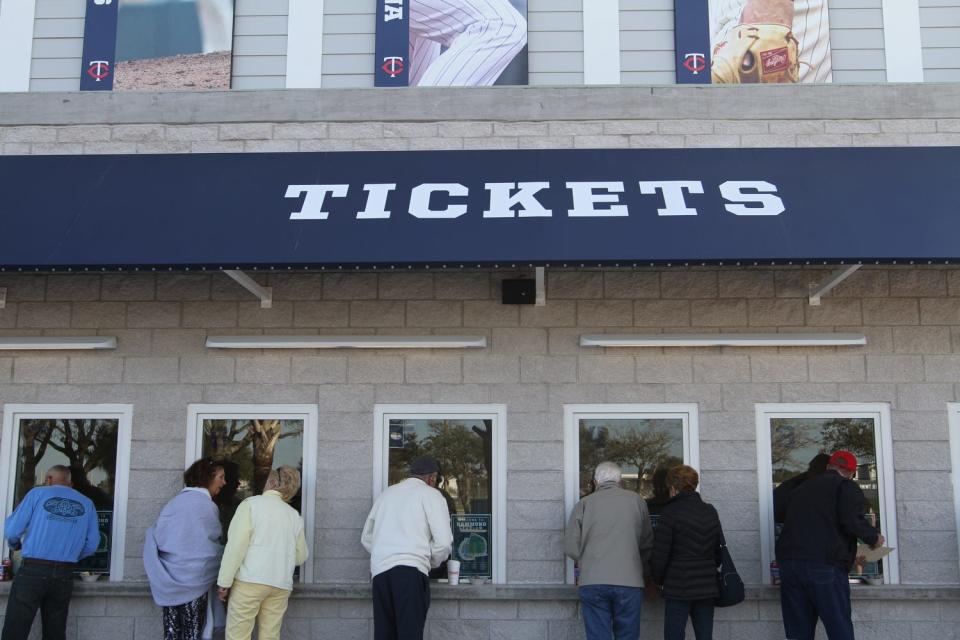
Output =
[
  {"x1": 755, "y1": 403, "x2": 899, "y2": 584},
  {"x1": 947, "y1": 404, "x2": 960, "y2": 569},
  {"x1": 186, "y1": 404, "x2": 318, "y2": 583},
  {"x1": 373, "y1": 404, "x2": 507, "y2": 584},
  {"x1": 0, "y1": 404, "x2": 133, "y2": 581},
  {"x1": 563, "y1": 403, "x2": 701, "y2": 584}
]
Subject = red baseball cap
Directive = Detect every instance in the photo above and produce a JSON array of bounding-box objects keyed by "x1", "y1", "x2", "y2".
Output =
[{"x1": 829, "y1": 450, "x2": 858, "y2": 472}]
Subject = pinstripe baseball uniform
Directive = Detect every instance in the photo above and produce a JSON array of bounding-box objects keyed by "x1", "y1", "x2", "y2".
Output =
[
  {"x1": 408, "y1": 0, "x2": 527, "y2": 86},
  {"x1": 710, "y1": 0, "x2": 832, "y2": 82}
]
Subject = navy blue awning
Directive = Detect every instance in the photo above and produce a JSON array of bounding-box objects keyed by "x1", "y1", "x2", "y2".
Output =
[{"x1": 1, "y1": 147, "x2": 957, "y2": 270}]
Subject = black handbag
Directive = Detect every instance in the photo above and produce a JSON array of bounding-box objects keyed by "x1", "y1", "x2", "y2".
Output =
[{"x1": 714, "y1": 531, "x2": 745, "y2": 607}]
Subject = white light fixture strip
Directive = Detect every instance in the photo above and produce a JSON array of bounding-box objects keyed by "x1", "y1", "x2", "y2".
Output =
[
  {"x1": 206, "y1": 335, "x2": 488, "y2": 349},
  {"x1": 581, "y1": 333, "x2": 867, "y2": 348},
  {"x1": 0, "y1": 336, "x2": 117, "y2": 350}
]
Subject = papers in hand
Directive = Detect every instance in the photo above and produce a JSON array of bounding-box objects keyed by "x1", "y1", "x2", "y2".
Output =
[{"x1": 856, "y1": 544, "x2": 894, "y2": 564}]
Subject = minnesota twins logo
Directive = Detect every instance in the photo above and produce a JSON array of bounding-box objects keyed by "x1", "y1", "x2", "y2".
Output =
[
  {"x1": 86, "y1": 60, "x2": 111, "y2": 81},
  {"x1": 683, "y1": 53, "x2": 706, "y2": 75},
  {"x1": 381, "y1": 56, "x2": 405, "y2": 78}
]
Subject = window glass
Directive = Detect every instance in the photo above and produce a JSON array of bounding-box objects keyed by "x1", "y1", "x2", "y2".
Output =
[
  {"x1": 200, "y1": 418, "x2": 305, "y2": 534},
  {"x1": 387, "y1": 418, "x2": 493, "y2": 580},
  {"x1": 769, "y1": 417, "x2": 883, "y2": 579},
  {"x1": 579, "y1": 418, "x2": 684, "y2": 521},
  {"x1": 14, "y1": 418, "x2": 119, "y2": 575}
]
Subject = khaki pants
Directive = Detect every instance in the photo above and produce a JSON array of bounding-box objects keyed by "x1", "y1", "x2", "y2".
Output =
[{"x1": 224, "y1": 580, "x2": 291, "y2": 640}]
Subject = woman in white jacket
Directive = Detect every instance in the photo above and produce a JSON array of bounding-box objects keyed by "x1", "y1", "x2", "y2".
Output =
[{"x1": 216, "y1": 466, "x2": 308, "y2": 640}]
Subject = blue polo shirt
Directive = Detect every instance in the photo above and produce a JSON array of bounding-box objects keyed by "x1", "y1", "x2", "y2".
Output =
[{"x1": 5, "y1": 485, "x2": 100, "y2": 563}]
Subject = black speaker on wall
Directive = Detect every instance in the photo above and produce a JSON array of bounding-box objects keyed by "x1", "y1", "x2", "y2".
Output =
[{"x1": 501, "y1": 279, "x2": 536, "y2": 304}]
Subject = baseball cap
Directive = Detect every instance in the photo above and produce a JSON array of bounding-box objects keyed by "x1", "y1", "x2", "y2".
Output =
[
  {"x1": 829, "y1": 450, "x2": 857, "y2": 472},
  {"x1": 409, "y1": 457, "x2": 440, "y2": 476}
]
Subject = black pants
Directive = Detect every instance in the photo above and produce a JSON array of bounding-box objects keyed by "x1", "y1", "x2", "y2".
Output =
[
  {"x1": 664, "y1": 598, "x2": 715, "y2": 640},
  {"x1": 1, "y1": 561, "x2": 74, "y2": 640},
  {"x1": 372, "y1": 566, "x2": 431, "y2": 640}
]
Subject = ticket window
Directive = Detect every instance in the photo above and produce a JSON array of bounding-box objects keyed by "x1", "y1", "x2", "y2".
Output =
[
  {"x1": 563, "y1": 405, "x2": 701, "y2": 583},
  {"x1": 757, "y1": 404, "x2": 899, "y2": 585},
  {"x1": 376, "y1": 405, "x2": 506, "y2": 584},
  {"x1": 0, "y1": 405, "x2": 133, "y2": 581},
  {"x1": 186, "y1": 405, "x2": 318, "y2": 583}
]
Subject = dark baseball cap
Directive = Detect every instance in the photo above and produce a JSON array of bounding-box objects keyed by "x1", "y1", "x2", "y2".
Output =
[
  {"x1": 829, "y1": 450, "x2": 858, "y2": 472},
  {"x1": 409, "y1": 457, "x2": 440, "y2": 476}
]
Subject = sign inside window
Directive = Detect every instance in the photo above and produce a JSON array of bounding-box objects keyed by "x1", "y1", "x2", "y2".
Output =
[{"x1": 387, "y1": 418, "x2": 493, "y2": 579}]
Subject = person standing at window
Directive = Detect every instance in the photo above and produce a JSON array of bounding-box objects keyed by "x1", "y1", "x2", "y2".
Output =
[
  {"x1": 650, "y1": 465, "x2": 722, "y2": 640},
  {"x1": 2, "y1": 465, "x2": 100, "y2": 640},
  {"x1": 565, "y1": 461, "x2": 654, "y2": 640},
  {"x1": 361, "y1": 457, "x2": 453, "y2": 640},
  {"x1": 216, "y1": 466, "x2": 307, "y2": 640},
  {"x1": 776, "y1": 451, "x2": 884, "y2": 640},
  {"x1": 144, "y1": 458, "x2": 226, "y2": 640}
]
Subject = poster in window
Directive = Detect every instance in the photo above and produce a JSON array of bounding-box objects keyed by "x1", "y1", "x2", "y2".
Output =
[
  {"x1": 674, "y1": 0, "x2": 832, "y2": 84},
  {"x1": 76, "y1": 511, "x2": 112, "y2": 574},
  {"x1": 375, "y1": 0, "x2": 528, "y2": 87},
  {"x1": 452, "y1": 514, "x2": 491, "y2": 578}
]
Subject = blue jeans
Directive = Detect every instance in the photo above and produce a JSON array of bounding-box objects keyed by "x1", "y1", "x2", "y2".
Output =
[
  {"x1": 664, "y1": 598, "x2": 715, "y2": 640},
  {"x1": 578, "y1": 584, "x2": 643, "y2": 640},
  {"x1": 779, "y1": 559, "x2": 855, "y2": 640}
]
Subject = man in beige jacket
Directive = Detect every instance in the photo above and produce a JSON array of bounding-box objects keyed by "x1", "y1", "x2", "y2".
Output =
[
  {"x1": 217, "y1": 466, "x2": 308, "y2": 640},
  {"x1": 565, "y1": 461, "x2": 654, "y2": 640}
]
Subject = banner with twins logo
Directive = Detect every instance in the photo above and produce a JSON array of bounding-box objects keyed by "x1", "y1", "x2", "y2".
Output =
[
  {"x1": 375, "y1": 0, "x2": 529, "y2": 87},
  {"x1": 675, "y1": 0, "x2": 833, "y2": 84},
  {"x1": 80, "y1": 0, "x2": 236, "y2": 91}
]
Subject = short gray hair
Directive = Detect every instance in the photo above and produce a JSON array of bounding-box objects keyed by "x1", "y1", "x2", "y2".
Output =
[
  {"x1": 46, "y1": 465, "x2": 72, "y2": 484},
  {"x1": 594, "y1": 461, "x2": 622, "y2": 486}
]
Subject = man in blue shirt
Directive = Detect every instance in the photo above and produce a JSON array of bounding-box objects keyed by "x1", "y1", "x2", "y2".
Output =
[{"x1": 2, "y1": 465, "x2": 100, "y2": 640}]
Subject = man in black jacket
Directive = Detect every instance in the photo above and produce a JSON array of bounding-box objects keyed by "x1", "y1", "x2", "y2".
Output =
[{"x1": 776, "y1": 450, "x2": 884, "y2": 640}]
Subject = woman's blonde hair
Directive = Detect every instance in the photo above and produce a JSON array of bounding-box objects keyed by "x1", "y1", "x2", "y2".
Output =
[
  {"x1": 265, "y1": 466, "x2": 301, "y2": 502},
  {"x1": 666, "y1": 465, "x2": 699, "y2": 493}
]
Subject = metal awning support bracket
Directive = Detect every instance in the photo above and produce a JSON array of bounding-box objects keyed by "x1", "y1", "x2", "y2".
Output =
[
  {"x1": 224, "y1": 270, "x2": 273, "y2": 309},
  {"x1": 535, "y1": 267, "x2": 545, "y2": 306},
  {"x1": 809, "y1": 265, "x2": 861, "y2": 306}
]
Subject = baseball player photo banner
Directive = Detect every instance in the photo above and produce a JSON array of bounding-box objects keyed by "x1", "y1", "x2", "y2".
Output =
[
  {"x1": 113, "y1": 0, "x2": 235, "y2": 90},
  {"x1": 676, "y1": 0, "x2": 833, "y2": 83},
  {"x1": 375, "y1": 0, "x2": 529, "y2": 87}
]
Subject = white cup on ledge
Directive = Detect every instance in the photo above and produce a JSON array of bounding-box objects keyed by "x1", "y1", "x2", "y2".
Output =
[{"x1": 447, "y1": 560, "x2": 461, "y2": 586}]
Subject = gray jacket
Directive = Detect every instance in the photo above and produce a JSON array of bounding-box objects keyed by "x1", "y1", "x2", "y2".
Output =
[{"x1": 564, "y1": 482, "x2": 654, "y2": 588}]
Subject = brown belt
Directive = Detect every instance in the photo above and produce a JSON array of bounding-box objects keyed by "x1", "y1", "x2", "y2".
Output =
[{"x1": 22, "y1": 558, "x2": 76, "y2": 568}]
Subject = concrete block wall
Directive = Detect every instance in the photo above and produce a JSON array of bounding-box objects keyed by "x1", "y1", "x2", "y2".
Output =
[{"x1": 1, "y1": 263, "x2": 960, "y2": 586}]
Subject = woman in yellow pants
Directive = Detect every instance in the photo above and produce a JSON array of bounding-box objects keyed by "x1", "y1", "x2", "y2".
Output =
[{"x1": 216, "y1": 467, "x2": 308, "y2": 640}]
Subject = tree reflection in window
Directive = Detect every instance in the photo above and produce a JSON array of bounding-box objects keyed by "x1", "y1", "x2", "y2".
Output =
[
  {"x1": 14, "y1": 418, "x2": 119, "y2": 573},
  {"x1": 578, "y1": 419, "x2": 684, "y2": 502},
  {"x1": 770, "y1": 417, "x2": 882, "y2": 579},
  {"x1": 201, "y1": 418, "x2": 305, "y2": 536}
]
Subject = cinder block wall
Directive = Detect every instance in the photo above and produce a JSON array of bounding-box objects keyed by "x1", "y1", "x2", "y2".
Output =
[
  {"x1": 1, "y1": 85, "x2": 960, "y2": 638},
  {"x1": 0, "y1": 264, "x2": 959, "y2": 588}
]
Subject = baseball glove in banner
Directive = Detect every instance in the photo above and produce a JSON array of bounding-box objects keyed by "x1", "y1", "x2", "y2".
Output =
[{"x1": 711, "y1": 23, "x2": 800, "y2": 83}]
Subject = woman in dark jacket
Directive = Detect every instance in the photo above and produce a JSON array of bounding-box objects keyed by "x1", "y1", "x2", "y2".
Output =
[{"x1": 651, "y1": 465, "x2": 722, "y2": 640}]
